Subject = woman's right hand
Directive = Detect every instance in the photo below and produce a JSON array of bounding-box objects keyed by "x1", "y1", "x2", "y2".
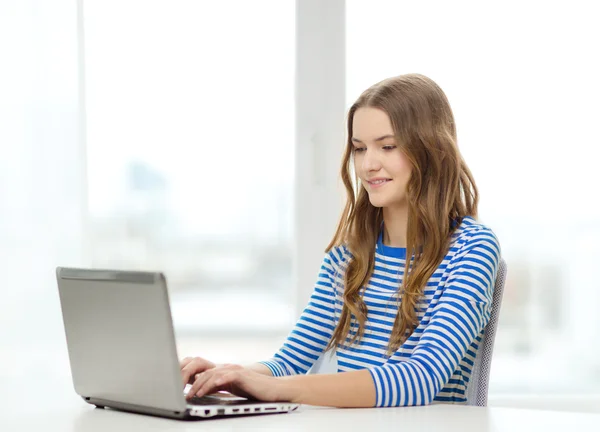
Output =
[{"x1": 180, "y1": 356, "x2": 217, "y2": 388}]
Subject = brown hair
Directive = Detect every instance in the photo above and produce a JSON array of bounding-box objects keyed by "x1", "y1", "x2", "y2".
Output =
[{"x1": 325, "y1": 73, "x2": 478, "y2": 355}]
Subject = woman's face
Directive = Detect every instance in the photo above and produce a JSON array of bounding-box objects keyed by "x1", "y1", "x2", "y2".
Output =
[{"x1": 352, "y1": 107, "x2": 412, "y2": 210}]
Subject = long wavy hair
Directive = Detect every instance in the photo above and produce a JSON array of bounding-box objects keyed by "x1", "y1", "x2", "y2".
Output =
[{"x1": 325, "y1": 73, "x2": 479, "y2": 355}]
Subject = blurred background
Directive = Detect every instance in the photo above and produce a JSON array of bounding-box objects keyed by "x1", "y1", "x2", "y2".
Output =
[{"x1": 1, "y1": 0, "x2": 599, "y2": 413}]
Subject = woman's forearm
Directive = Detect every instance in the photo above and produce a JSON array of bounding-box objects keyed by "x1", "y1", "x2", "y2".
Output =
[
  {"x1": 244, "y1": 362, "x2": 274, "y2": 376},
  {"x1": 279, "y1": 369, "x2": 376, "y2": 407}
]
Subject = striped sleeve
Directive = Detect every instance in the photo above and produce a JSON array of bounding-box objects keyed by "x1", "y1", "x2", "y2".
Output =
[
  {"x1": 368, "y1": 228, "x2": 501, "y2": 406},
  {"x1": 258, "y1": 247, "x2": 342, "y2": 376}
]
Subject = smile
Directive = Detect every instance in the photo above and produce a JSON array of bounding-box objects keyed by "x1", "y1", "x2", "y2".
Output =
[{"x1": 367, "y1": 179, "x2": 392, "y2": 188}]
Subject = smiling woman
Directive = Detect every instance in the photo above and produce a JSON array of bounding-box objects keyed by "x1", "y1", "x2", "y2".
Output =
[{"x1": 182, "y1": 73, "x2": 501, "y2": 408}]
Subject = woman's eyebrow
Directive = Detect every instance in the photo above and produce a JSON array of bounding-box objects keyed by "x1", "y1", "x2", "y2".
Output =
[{"x1": 351, "y1": 135, "x2": 395, "y2": 143}]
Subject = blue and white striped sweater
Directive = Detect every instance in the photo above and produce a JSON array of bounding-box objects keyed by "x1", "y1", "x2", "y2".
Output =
[{"x1": 260, "y1": 216, "x2": 501, "y2": 406}]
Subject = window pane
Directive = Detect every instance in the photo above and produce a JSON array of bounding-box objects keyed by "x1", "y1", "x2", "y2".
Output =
[
  {"x1": 84, "y1": 0, "x2": 295, "y2": 335},
  {"x1": 347, "y1": 0, "x2": 600, "y2": 394}
]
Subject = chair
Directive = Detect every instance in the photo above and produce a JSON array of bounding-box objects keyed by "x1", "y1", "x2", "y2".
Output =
[
  {"x1": 309, "y1": 258, "x2": 508, "y2": 408},
  {"x1": 465, "y1": 257, "x2": 508, "y2": 406}
]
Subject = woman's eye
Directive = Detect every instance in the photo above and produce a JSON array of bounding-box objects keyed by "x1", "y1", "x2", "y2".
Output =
[
  {"x1": 383, "y1": 145, "x2": 397, "y2": 151},
  {"x1": 353, "y1": 147, "x2": 366, "y2": 153}
]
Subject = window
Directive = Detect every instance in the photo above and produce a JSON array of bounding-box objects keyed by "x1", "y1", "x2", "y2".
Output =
[{"x1": 84, "y1": 0, "x2": 296, "y2": 335}]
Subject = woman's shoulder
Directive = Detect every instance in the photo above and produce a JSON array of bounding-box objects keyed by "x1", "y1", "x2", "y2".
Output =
[
  {"x1": 325, "y1": 243, "x2": 353, "y2": 266},
  {"x1": 450, "y1": 215, "x2": 501, "y2": 259},
  {"x1": 319, "y1": 244, "x2": 352, "y2": 282}
]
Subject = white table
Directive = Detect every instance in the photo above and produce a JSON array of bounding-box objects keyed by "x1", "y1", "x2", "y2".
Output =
[
  {"x1": 2, "y1": 398, "x2": 599, "y2": 431},
  {"x1": 2, "y1": 372, "x2": 600, "y2": 431}
]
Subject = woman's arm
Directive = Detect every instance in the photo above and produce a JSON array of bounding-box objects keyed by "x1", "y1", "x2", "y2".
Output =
[
  {"x1": 280, "y1": 369, "x2": 376, "y2": 407},
  {"x1": 185, "y1": 248, "x2": 343, "y2": 398},
  {"x1": 257, "y1": 248, "x2": 345, "y2": 377},
  {"x1": 185, "y1": 363, "x2": 376, "y2": 406},
  {"x1": 244, "y1": 363, "x2": 274, "y2": 376}
]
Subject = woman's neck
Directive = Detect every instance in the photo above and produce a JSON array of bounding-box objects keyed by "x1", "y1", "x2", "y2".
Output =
[{"x1": 382, "y1": 205, "x2": 408, "y2": 248}]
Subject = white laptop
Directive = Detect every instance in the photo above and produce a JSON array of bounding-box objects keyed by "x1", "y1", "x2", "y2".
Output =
[{"x1": 55, "y1": 267, "x2": 299, "y2": 420}]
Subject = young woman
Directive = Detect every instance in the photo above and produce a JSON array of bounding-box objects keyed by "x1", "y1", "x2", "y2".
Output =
[{"x1": 180, "y1": 73, "x2": 501, "y2": 408}]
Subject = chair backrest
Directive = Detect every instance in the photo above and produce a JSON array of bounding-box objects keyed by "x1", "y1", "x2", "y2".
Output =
[{"x1": 465, "y1": 258, "x2": 508, "y2": 406}]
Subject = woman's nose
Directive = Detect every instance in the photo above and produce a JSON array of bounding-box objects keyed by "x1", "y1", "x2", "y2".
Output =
[{"x1": 362, "y1": 149, "x2": 381, "y2": 172}]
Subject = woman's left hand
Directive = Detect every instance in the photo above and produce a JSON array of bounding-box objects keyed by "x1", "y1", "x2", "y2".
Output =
[{"x1": 185, "y1": 364, "x2": 292, "y2": 402}]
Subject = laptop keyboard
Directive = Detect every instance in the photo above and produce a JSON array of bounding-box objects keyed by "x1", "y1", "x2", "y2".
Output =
[{"x1": 187, "y1": 395, "x2": 256, "y2": 406}]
